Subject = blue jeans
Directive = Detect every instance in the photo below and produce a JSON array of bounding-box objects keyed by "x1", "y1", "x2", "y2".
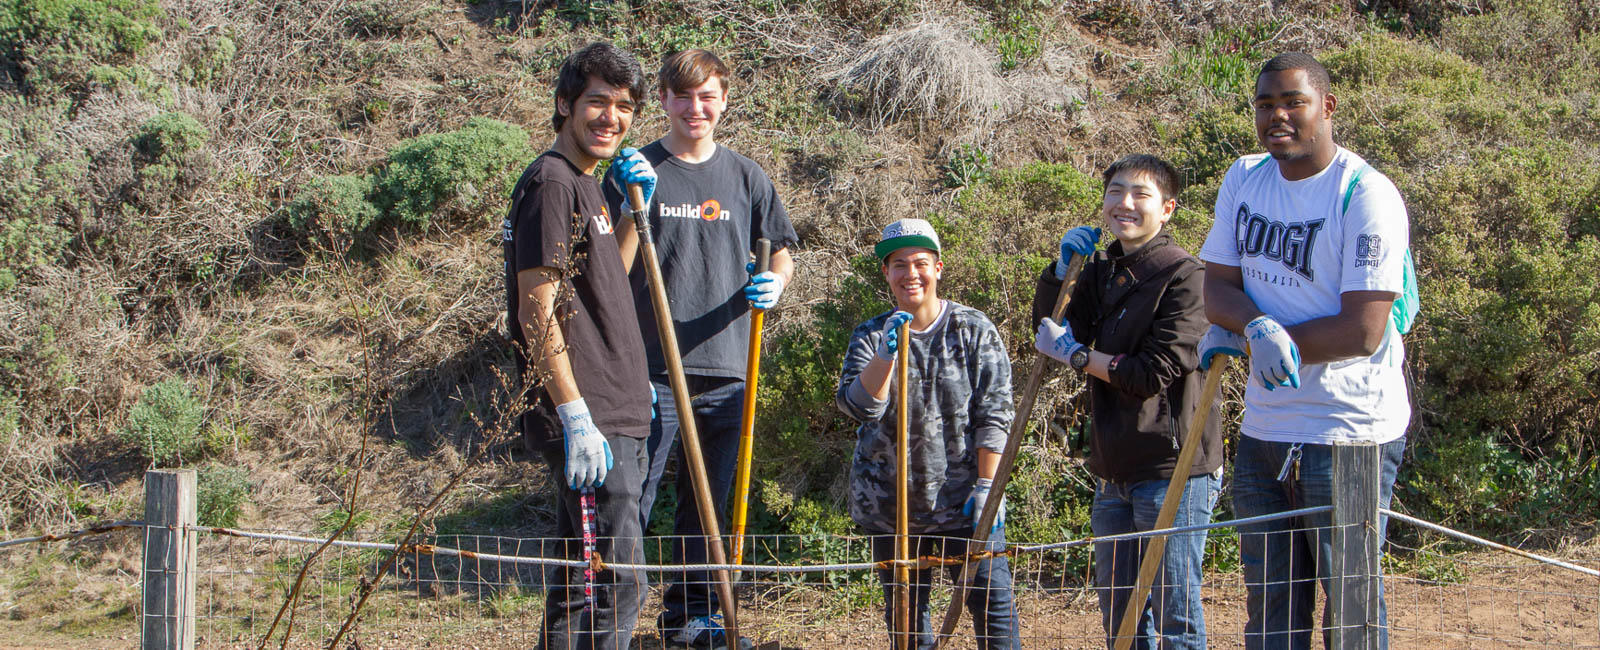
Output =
[
  {"x1": 1232, "y1": 436, "x2": 1406, "y2": 650},
  {"x1": 1092, "y1": 472, "x2": 1220, "y2": 650},
  {"x1": 870, "y1": 527, "x2": 1021, "y2": 650},
  {"x1": 639, "y1": 375, "x2": 745, "y2": 626}
]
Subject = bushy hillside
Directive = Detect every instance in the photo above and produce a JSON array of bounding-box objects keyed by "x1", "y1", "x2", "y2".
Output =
[{"x1": 2, "y1": 0, "x2": 1597, "y2": 563}]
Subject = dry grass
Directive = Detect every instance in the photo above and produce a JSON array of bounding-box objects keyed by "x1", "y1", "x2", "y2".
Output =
[{"x1": 827, "y1": 18, "x2": 1013, "y2": 132}]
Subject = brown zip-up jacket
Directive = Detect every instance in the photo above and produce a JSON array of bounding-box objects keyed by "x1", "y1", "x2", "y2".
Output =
[{"x1": 1031, "y1": 232, "x2": 1222, "y2": 484}]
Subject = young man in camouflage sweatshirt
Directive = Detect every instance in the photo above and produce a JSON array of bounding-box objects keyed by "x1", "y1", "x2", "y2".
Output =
[{"x1": 835, "y1": 218, "x2": 1021, "y2": 650}]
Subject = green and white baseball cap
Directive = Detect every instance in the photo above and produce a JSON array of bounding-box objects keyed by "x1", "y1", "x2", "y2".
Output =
[{"x1": 875, "y1": 218, "x2": 942, "y2": 260}]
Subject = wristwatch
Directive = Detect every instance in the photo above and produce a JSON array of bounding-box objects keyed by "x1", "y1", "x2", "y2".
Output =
[{"x1": 1069, "y1": 345, "x2": 1091, "y2": 371}]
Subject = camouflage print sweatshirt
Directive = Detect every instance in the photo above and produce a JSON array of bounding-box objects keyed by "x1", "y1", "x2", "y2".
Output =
[{"x1": 836, "y1": 301, "x2": 1013, "y2": 534}]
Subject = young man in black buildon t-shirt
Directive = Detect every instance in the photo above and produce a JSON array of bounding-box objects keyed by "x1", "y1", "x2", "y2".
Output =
[
  {"x1": 603, "y1": 49, "x2": 797, "y2": 650},
  {"x1": 501, "y1": 42, "x2": 658, "y2": 650}
]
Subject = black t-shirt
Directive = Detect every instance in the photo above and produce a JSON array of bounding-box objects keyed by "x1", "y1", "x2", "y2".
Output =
[
  {"x1": 602, "y1": 142, "x2": 798, "y2": 378},
  {"x1": 503, "y1": 151, "x2": 651, "y2": 447}
]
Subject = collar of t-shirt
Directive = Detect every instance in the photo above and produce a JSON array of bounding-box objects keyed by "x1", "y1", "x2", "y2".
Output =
[
  {"x1": 910, "y1": 300, "x2": 951, "y2": 336},
  {"x1": 657, "y1": 142, "x2": 723, "y2": 170}
]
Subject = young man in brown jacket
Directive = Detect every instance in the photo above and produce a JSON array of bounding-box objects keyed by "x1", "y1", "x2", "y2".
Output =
[{"x1": 1031, "y1": 154, "x2": 1220, "y2": 649}]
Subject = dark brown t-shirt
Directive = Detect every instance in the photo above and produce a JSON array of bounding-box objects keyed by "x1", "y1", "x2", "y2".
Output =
[{"x1": 502, "y1": 151, "x2": 650, "y2": 448}]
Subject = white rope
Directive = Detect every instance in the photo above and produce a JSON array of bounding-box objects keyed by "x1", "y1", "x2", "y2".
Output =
[
  {"x1": 6, "y1": 510, "x2": 1595, "y2": 581},
  {"x1": 1015, "y1": 506, "x2": 1333, "y2": 554},
  {"x1": 1383, "y1": 509, "x2": 1600, "y2": 578}
]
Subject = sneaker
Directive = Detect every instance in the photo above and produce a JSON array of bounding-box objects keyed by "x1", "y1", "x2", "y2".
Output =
[{"x1": 664, "y1": 615, "x2": 754, "y2": 650}]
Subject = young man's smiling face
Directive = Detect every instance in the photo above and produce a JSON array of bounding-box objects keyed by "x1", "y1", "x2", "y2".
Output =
[
  {"x1": 661, "y1": 76, "x2": 726, "y2": 142},
  {"x1": 1253, "y1": 67, "x2": 1337, "y2": 180},
  {"x1": 1101, "y1": 169, "x2": 1175, "y2": 251},
  {"x1": 882, "y1": 248, "x2": 941, "y2": 312},
  {"x1": 557, "y1": 75, "x2": 637, "y2": 170}
]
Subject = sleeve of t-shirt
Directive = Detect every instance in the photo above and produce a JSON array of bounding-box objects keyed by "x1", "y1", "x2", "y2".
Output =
[
  {"x1": 513, "y1": 177, "x2": 580, "y2": 273},
  {"x1": 749, "y1": 166, "x2": 799, "y2": 251},
  {"x1": 1338, "y1": 173, "x2": 1409, "y2": 294},
  {"x1": 1198, "y1": 158, "x2": 1247, "y2": 266}
]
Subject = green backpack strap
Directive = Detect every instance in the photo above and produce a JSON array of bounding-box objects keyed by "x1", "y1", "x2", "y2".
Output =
[{"x1": 1344, "y1": 164, "x2": 1419, "y2": 334}]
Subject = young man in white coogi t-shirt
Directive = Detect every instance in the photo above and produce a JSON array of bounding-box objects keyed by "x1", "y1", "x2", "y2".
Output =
[{"x1": 1197, "y1": 52, "x2": 1415, "y2": 650}]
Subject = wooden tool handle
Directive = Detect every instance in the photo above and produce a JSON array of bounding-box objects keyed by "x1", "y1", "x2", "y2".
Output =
[
  {"x1": 894, "y1": 318, "x2": 912, "y2": 650},
  {"x1": 1113, "y1": 357, "x2": 1229, "y2": 650},
  {"x1": 933, "y1": 252, "x2": 1087, "y2": 647}
]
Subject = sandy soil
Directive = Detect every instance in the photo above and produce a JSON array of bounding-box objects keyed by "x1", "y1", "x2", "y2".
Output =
[{"x1": 4, "y1": 545, "x2": 1595, "y2": 649}]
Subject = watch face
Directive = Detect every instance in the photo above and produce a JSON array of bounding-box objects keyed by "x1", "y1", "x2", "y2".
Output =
[{"x1": 1071, "y1": 347, "x2": 1090, "y2": 369}]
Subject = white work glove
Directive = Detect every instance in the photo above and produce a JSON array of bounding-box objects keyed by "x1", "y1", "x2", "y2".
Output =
[
  {"x1": 556, "y1": 398, "x2": 613, "y2": 489},
  {"x1": 1244, "y1": 315, "x2": 1301, "y2": 390},
  {"x1": 744, "y1": 262, "x2": 785, "y2": 310},
  {"x1": 1198, "y1": 325, "x2": 1248, "y2": 371},
  {"x1": 874, "y1": 311, "x2": 914, "y2": 362},
  {"x1": 1034, "y1": 317, "x2": 1083, "y2": 365},
  {"x1": 963, "y1": 478, "x2": 1006, "y2": 533}
]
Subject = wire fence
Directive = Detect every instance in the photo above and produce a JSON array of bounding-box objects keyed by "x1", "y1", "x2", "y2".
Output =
[{"x1": 5, "y1": 509, "x2": 1597, "y2": 648}]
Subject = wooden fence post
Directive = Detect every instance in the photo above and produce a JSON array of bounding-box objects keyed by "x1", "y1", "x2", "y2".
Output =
[
  {"x1": 143, "y1": 469, "x2": 197, "y2": 650},
  {"x1": 1330, "y1": 442, "x2": 1381, "y2": 649}
]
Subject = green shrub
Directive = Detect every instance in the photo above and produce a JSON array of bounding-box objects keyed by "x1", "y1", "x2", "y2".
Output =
[
  {"x1": 1154, "y1": 23, "x2": 1279, "y2": 107},
  {"x1": 135, "y1": 112, "x2": 208, "y2": 163},
  {"x1": 372, "y1": 117, "x2": 533, "y2": 227},
  {"x1": 286, "y1": 175, "x2": 381, "y2": 238},
  {"x1": 1398, "y1": 430, "x2": 1600, "y2": 538},
  {"x1": 0, "y1": 97, "x2": 83, "y2": 292},
  {"x1": 940, "y1": 144, "x2": 991, "y2": 188},
  {"x1": 196, "y1": 464, "x2": 250, "y2": 527},
  {"x1": 178, "y1": 32, "x2": 235, "y2": 87},
  {"x1": 132, "y1": 111, "x2": 211, "y2": 208},
  {"x1": 121, "y1": 378, "x2": 205, "y2": 465},
  {"x1": 0, "y1": 0, "x2": 163, "y2": 95}
]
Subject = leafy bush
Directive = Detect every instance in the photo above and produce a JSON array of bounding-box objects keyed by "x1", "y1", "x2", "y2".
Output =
[
  {"x1": 940, "y1": 144, "x2": 991, "y2": 189},
  {"x1": 372, "y1": 117, "x2": 532, "y2": 227},
  {"x1": 196, "y1": 464, "x2": 250, "y2": 527},
  {"x1": 132, "y1": 111, "x2": 212, "y2": 208},
  {"x1": 178, "y1": 32, "x2": 236, "y2": 86},
  {"x1": 0, "y1": 0, "x2": 163, "y2": 95},
  {"x1": 0, "y1": 97, "x2": 83, "y2": 292},
  {"x1": 286, "y1": 175, "x2": 381, "y2": 238},
  {"x1": 121, "y1": 378, "x2": 205, "y2": 465}
]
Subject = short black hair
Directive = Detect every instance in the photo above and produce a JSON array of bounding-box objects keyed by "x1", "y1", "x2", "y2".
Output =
[
  {"x1": 1101, "y1": 154, "x2": 1181, "y2": 202},
  {"x1": 1257, "y1": 52, "x2": 1331, "y2": 97},
  {"x1": 551, "y1": 42, "x2": 646, "y2": 131}
]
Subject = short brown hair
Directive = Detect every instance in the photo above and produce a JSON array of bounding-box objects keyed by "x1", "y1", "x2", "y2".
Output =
[{"x1": 657, "y1": 49, "x2": 730, "y2": 95}]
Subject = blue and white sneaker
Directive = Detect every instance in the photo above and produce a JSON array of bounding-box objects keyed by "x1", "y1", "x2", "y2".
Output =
[{"x1": 665, "y1": 615, "x2": 753, "y2": 650}]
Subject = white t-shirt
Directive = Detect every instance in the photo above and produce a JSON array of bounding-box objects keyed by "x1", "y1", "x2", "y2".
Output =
[{"x1": 1199, "y1": 147, "x2": 1411, "y2": 444}]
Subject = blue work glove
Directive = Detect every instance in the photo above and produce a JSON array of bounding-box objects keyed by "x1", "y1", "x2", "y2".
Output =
[
  {"x1": 963, "y1": 478, "x2": 1006, "y2": 533},
  {"x1": 556, "y1": 398, "x2": 613, "y2": 489},
  {"x1": 1055, "y1": 226, "x2": 1101, "y2": 280},
  {"x1": 1034, "y1": 316, "x2": 1083, "y2": 365},
  {"x1": 612, "y1": 147, "x2": 656, "y2": 213},
  {"x1": 650, "y1": 383, "x2": 658, "y2": 420},
  {"x1": 743, "y1": 262, "x2": 785, "y2": 310},
  {"x1": 1197, "y1": 325, "x2": 1248, "y2": 371},
  {"x1": 1245, "y1": 315, "x2": 1301, "y2": 390},
  {"x1": 874, "y1": 311, "x2": 914, "y2": 362}
]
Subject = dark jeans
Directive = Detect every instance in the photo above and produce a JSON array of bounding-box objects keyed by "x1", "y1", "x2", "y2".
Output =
[
  {"x1": 1092, "y1": 472, "x2": 1221, "y2": 650},
  {"x1": 1232, "y1": 436, "x2": 1406, "y2": 650},
  {"x1": 639, "y1": 375, "x2": 745, "y2": 625},
  {"x1": 869, "y1": 528, "x2": 1021, "y2": 650},
  {"x1": 539, "y1": 435, "x2": 648, "y2": 650}
]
